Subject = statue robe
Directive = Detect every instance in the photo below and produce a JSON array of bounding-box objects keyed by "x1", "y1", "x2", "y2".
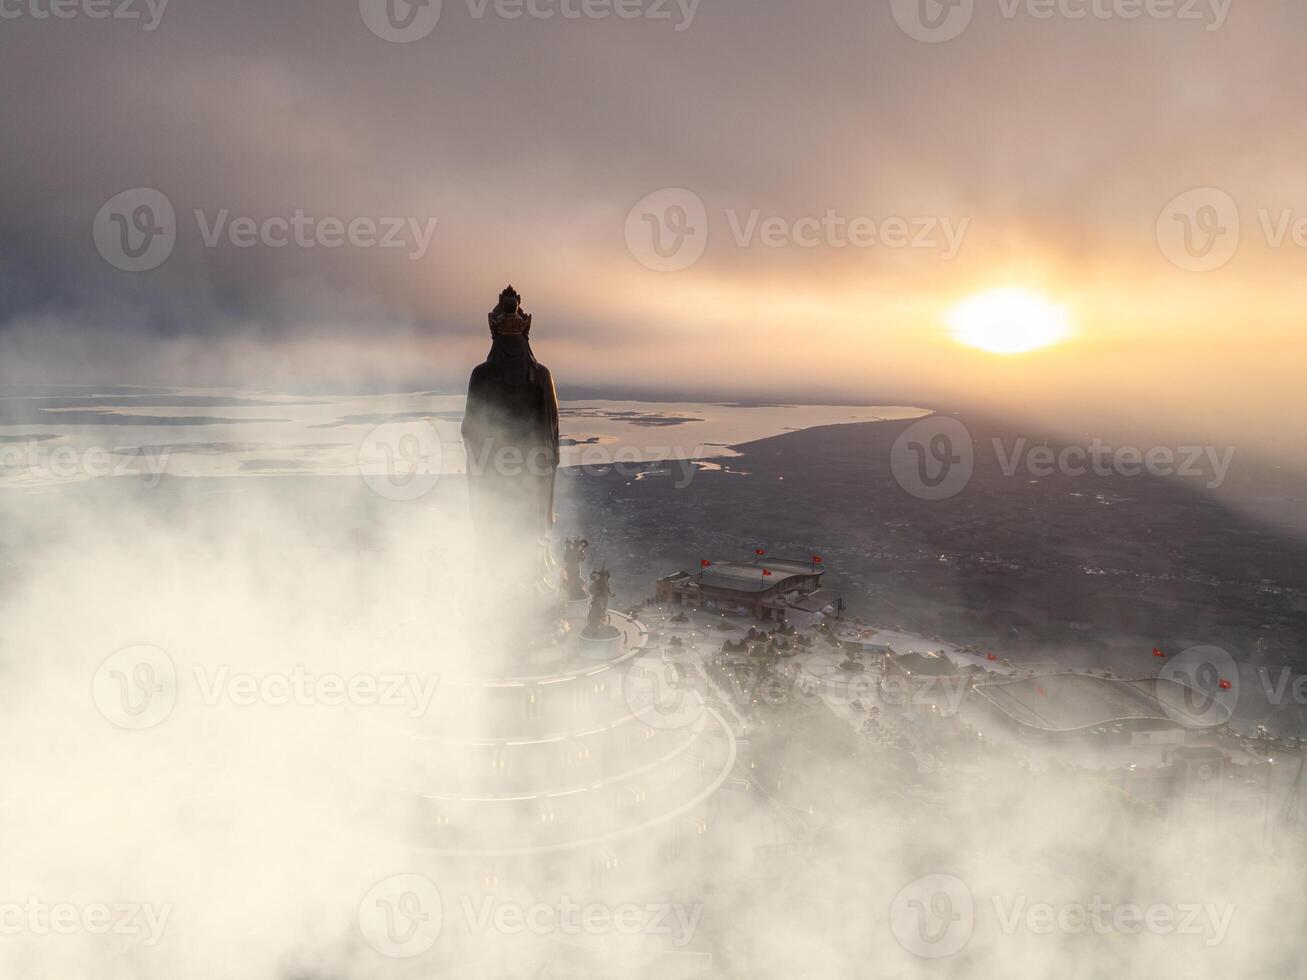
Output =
[{"x1": 461, "y1": 334, "x2": 560, "y2": 545}]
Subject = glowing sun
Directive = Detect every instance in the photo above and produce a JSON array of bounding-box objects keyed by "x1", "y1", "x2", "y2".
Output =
[{"x1": 948, "y1": 288, "x2": 1071, "y2": 355}]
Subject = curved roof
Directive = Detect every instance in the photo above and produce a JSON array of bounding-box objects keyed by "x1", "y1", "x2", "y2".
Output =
[
  {"x1": 971, "y1": 673, "x2": 1232, "y2": 732},
  {"x1": 697, "y1": 559, "x2": 822, "y2": 594}
]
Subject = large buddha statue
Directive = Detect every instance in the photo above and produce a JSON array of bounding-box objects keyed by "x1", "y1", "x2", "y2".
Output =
[{"x1": 461, "y1": 286, "x2": 561, "y2": 573}]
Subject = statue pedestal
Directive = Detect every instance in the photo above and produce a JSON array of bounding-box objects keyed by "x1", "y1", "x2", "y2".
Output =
[{"x1": 578, "y1": 624, "x2": 622, "y2": 660}]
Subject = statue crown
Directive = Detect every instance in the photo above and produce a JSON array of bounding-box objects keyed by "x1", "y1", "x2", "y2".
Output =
[{"x1": 489, "y1": 284, "x2": 531, "y2": 335}]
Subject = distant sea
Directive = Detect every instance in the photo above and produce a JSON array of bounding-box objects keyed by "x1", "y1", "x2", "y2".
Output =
[{"x1": 0, "y1": 386, "x2": 929, "y2": 489}]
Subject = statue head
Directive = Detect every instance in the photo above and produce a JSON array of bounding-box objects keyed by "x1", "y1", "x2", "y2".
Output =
[{"x1": 489, "y1": 284, "x2": 532, "y2": 337}]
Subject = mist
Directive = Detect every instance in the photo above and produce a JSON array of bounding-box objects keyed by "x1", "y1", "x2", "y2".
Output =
[{"x1": 0, "y1": 443, "x2": 1301, "y2": 977}]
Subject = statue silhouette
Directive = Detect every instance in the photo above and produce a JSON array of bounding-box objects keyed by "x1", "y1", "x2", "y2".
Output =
[{"x1": 462, "y1": 286, "x2": 561, "y2": 571}]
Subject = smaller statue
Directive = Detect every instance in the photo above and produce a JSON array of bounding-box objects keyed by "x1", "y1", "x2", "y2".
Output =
[
  {"x1": 585, "y1": 568, "x2": 615, "y2": 636},
  {"x1": 561, "y1": 538, "x2": 590, "y2": 601}
]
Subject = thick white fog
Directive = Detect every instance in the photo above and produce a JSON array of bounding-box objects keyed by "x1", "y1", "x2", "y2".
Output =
[{"x1": 0, "y1": 438, "x2": 1302, "y2": 978}]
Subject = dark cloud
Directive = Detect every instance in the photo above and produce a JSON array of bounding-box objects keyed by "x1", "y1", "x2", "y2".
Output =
[{"x1": 4, "y1": 0, "x2": 1302, "y2": 346}]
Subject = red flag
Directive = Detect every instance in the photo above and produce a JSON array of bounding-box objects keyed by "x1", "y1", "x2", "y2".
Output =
[
  {"x1": 986, "y1": 653, "x2": 998, "y2": 662},
  {"x1": 1219, "y1": 679, "x2": 1233, "y2": 690},
  {"x1": 700, "y1": 559, "x2": 711, "y2": 568},
  {"x1": 755, "y1": 549, "x2": 766, "y2": 556},
  {"x1": 812, "y1": 555, "x2": 823, "y2": 564},
  {"x1": 762, "y1": 569, "x2": 772, "y2": 577},
  {"x1": 1152, "y1": 648, "x2": 1167, "y2": 658}
]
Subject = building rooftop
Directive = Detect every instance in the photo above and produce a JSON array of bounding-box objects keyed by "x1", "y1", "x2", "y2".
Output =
[
  {"x1": 970, "y1": 673, "x2": 1231, "y2": 733},
  {"x1": 696, "y1": 559, "x2": 823, "y2": 594}
]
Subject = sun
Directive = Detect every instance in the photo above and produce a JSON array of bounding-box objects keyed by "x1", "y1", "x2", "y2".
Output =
[{"x1": 947, "y1": 288, "x2": 1071, "y2": 355}]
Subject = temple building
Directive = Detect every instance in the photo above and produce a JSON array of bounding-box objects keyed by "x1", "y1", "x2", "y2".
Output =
[{"x1": 656, "y1": 556, "x2": 842, "y2": 623}]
